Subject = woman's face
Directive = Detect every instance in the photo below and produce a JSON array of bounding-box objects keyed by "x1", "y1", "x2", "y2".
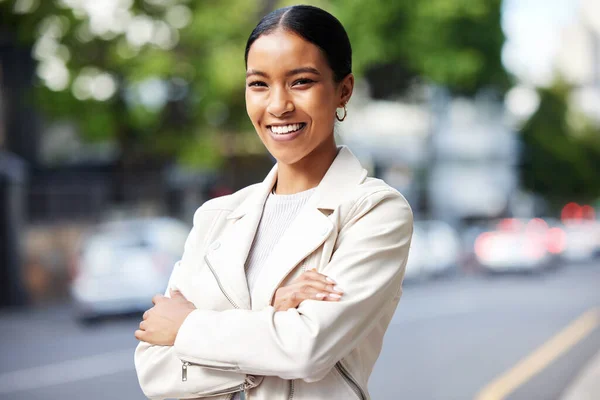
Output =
[{"x1": 245, "y1": 29, "x2": 353, "y2": 166}]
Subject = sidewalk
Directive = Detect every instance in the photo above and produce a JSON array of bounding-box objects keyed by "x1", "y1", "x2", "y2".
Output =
[{"x1": 561, "y1": 349, "x2": 600, "y2": 400}]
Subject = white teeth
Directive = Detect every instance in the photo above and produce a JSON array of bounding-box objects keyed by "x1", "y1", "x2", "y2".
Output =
[{"x1": 270, "y1": 123, "x2": 303, "y2": 135}]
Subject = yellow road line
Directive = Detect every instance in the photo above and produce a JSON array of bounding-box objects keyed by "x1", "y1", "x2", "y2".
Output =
[{"x1": 474, "y1": 307, "x2": 600, "y2": 400}]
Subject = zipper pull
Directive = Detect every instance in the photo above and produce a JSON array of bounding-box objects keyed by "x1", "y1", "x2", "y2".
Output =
[
  {"x1": 181, "y1": 361, "x2": 189, "y2": 382},
  {"x1": 239, "y1": 375, "x2": 255, "y2": 400}
]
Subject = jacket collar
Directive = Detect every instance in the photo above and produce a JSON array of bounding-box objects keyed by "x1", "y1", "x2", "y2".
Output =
[
  {"x1": 207, "y1": 145, "x2": 368, "y2": 311},
  {"x1": 227, "y1": 145, "x2": 367, "y2": 220}
]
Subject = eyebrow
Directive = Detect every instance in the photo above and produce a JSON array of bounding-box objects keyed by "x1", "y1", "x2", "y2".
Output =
[{"x1": 246, "y1": 67, "x2": 321, "y2": 78}]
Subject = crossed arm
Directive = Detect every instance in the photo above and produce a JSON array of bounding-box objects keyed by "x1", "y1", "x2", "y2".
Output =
[
  {"x1": 134, "y1": 193, "x2": 412, "y2": 399},
  {"x1": 134, "y1": 264, "x2": 342, "y2": 400}
]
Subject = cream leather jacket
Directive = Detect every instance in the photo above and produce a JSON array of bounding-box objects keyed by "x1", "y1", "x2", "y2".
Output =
[{"x1": 135, "y1": 146, "x2": 413, "y2": 400}]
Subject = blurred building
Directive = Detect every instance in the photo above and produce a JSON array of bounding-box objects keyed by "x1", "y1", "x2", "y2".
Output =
[
  {"x1": 428, "y1": 92, "x2": 519, "y2": 223},
  {"x1": 339, "y1": 83, "x2": 431, "y2": 213},
  {"x1": 339, "y1": 84, "x2": 519, "y2": 223}
]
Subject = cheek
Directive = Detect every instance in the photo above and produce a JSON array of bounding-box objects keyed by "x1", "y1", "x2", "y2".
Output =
[
  {"x1": 245, "y1": 93, "x2": 261, "y2": 124},
  {"x1": 307, "y1": 87, "x2": 336, "y2": 117},
  {"x1": 308, "y1": 95, "x2": 335, "y2": 123}
]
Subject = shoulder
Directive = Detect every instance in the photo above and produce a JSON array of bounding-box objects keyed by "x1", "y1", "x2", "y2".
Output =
[
  {"x1": 357, "y1": 177, "x2": 411, "y2": 206},
  {"x1": 340, "y1": 177, "x2": 413, "y2": 226},
  {"x1": 191, "y1": 183, "x2": 260, "y2": 225}
]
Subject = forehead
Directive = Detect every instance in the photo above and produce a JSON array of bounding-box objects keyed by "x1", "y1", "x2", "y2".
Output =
[{"x1": 246, "y1": 29, "x2": 329, "y2": 74}]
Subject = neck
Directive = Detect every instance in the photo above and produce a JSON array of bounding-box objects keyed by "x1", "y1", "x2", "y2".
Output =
[{"x1": 274, "y1": 140, "x2": 338, "y2": 195}]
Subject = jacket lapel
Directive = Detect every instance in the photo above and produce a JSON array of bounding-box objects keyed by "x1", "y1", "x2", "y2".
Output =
[
  {"x1": 250, "y1": 202, "x2": 334, "y2": 310},
  {"x1": 203, "y1": 146, "x2": 368, "y2": 312},
  {"x1": 203, "y1": 165, "x2": 277, "y2": 310},
  {"x1": 250, "y1": 146, "x2": 368, "y2": 310}
]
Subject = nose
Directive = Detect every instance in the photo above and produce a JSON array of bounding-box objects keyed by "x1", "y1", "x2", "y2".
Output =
[{"x1": 267, "y1": 87, "x2": 294, "y2": 117}]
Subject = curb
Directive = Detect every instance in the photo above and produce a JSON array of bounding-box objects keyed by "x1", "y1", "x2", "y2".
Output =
[{"x1": 560, "y1": 348, "x2": 600, "y2": 400}]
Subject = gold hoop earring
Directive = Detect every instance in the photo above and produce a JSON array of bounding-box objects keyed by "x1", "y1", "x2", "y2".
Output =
[{"x1": 336, "y1": 104, "x2": 347, "y2": 122}]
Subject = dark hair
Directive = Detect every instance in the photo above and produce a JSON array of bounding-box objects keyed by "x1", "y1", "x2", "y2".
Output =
[{"x1": 244, "y1": 5, "x2": 352, "y2": 83}]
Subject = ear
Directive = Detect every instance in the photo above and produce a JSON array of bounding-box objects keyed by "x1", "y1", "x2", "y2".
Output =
[{"x1": 338, "y1": 73, "x2": 354, "y2": 107}]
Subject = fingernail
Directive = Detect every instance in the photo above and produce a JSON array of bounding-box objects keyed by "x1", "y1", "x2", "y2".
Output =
[
  {"x1": 333, "y1": 285, "x2": 344, "y2": 293},
  {"x1": 328, "y1": 293, "x2": 342, "y2": 299},
  {"x1": 316, "y1": 293, "x2": 327, "y2": 299},
  {"x1": 326, "y1": 277, "x2": 336, "y2": 284}
]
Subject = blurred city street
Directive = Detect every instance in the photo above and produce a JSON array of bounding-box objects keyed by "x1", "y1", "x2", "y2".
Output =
[
  {"x1": 2, "y1": 0, "x2": 600, "y2": 399},
  {"x1": 0, "y1": 260, "x2": 598, "y2": 400}
]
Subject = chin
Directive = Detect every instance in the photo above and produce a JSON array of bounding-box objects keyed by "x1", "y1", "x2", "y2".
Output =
[{"x1": 268, "y1": 148, "x2": 308, "y2": 166}]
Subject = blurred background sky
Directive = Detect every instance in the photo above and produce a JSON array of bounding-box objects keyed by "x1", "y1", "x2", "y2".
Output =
[
  {"x1": 503, "y1": 0, "x2": 581, "y2": 86},
  {"x1": 0, "y1": 1, "x2": 599, "y2": 400}
]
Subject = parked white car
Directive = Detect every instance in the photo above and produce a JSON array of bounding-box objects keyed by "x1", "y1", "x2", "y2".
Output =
[
  {"x1": 561, "y1": 221, "x2": 600, "y2": 262},
  {"x1": 404, "y1": 220, "x2": 462, "y2": 281},
  {"x1": 70, "y1": 217, "x2": 190, "y2": 322},
  {"x1": 473, "y1": 218, "x2": 555, "y2": 273}
]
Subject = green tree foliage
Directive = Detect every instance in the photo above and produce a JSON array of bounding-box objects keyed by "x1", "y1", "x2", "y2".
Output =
[
  {"x1": 1, "y1": 0, "x2": 261, "y2": 168},
  {"x1": 328, "y1": 0, "x2": 509, "y2": 97},
  {"x1": 0, "y1": 0, "x2": 508, "y2": 167},
  {"x1": 520, "y1": 83, "x2": 600, "y2": 208}
]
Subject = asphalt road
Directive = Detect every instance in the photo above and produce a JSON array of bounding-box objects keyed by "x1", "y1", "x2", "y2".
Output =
[{"x1": 0, "y1": 261, "x2": 598, "y2": 400}]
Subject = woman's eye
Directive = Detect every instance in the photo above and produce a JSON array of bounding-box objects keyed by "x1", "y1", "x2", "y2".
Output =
[
  {"x1": 247, "y1": 81, "x2": 267, "y2": 88},
  {"x1": 293, "y1": 78, "x2": 315, "y2": 86}
]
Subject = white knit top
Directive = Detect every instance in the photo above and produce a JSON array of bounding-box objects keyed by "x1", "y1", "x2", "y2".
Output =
[
  {"x1": 233, "y1": 186, "x2": 316, "y2": 400},
  {"x1": 246, "y1": 187, "x2": 317, "y2": 296}
]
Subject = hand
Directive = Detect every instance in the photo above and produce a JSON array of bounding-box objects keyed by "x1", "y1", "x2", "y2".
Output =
[
  {"x1": 272, "y1": 269, "x2": 344, "y2": 312},
  {"x1": 134, "y1": 288, "x2": 196, "y2": 346}
]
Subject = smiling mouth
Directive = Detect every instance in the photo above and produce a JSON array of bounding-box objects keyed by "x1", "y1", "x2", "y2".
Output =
[{"x1": 268, "y1": 123, "x2": 306, "y2": 135}]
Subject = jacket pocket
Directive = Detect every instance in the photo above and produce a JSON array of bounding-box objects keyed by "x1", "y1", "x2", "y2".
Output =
[
  {"x1": 135, "y1": 345, "x2": 253, "y2": 400},
  {"x1": 180, "y1": 361, "x2": 261, "y2": 398}
]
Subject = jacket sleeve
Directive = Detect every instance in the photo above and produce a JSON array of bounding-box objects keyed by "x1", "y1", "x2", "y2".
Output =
[
  {"x1": 172, "y1": 191, "x2": 413, "y2": 381},
  {"x1": 134, "y1": 218, "x2": 248, "y2": 399}
]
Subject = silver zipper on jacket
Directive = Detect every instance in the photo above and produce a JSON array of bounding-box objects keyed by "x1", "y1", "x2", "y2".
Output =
[
  {"x1": 336, "y1": 362, "x2": 367, "y2": 400},
  {"x1": 181, "y1": 362, "x2": 255, "y2": 397},
  {"x1": 180, "y1": 253, "x2": 254, "y2": 400},
  {"x1": 231, "y1": 387, "x2": 249, "y2": 400},
  {"x1": 197, "y1": 382, "x2": 248, "y2": 398},
  {"x1": 204, "y1": 255, "x2": 240, "y2": 309},
  {"x1": 182, "y1": 361, "x2": 189, "y2": 381},
  {"x1": 181, "y1": 360, "x2": 238, "y2": 381},
  {"x1": 288, "y1": 380, "x2": 295, "y2": 400},
  {"x1": 227, "y1": 386, "x2": 250, "y2": 400}
]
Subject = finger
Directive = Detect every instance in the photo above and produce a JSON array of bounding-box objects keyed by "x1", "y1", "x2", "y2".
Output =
[
  {"x1": 292, "y1": 291, "x2": 330, "y2": 303},
  {"x1": 325, "y1": 293, "x2": 342, "y2": 301},
  {"x1": 298, "y1": 283, "x2": 322, "y2": 294},
  {"x1": 293, "y1": 280, "x2": 343, "y2": 296},
  {"x1": 170, "y1": 287, "x2": 182, "y2": 299},
  {"x1": 143, "y1": 310, "x2": 150, "y2": 320},
  {"x1": 302, "y1": 269, "x2": 334, "y2": 282},
  {"x1": 300, "y1": 269, "x2": 332, "y2": 282},
  {"x1": 134, "y1": 329, "x2": 146, "y2": 341},
  {"x1": 152, "y1": 294, "x2": 165, "y2": 305},
  {"x1": 293, "y1": 288, "x2": 342, "y2": 302},
  {"x1": 301, "y1": 271, "x2": 342, "y2": 293},
  {"x1": 139, "y1": 320, "x2": 146, "y2": 330},
  {"x1": 275, "y1": 288, "x2": 335, "y2": 311}
]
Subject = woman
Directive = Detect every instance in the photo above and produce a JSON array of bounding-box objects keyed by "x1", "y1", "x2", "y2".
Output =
[{"x1": 134, "y1": 5, "x2": 413, "y2": 400}]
